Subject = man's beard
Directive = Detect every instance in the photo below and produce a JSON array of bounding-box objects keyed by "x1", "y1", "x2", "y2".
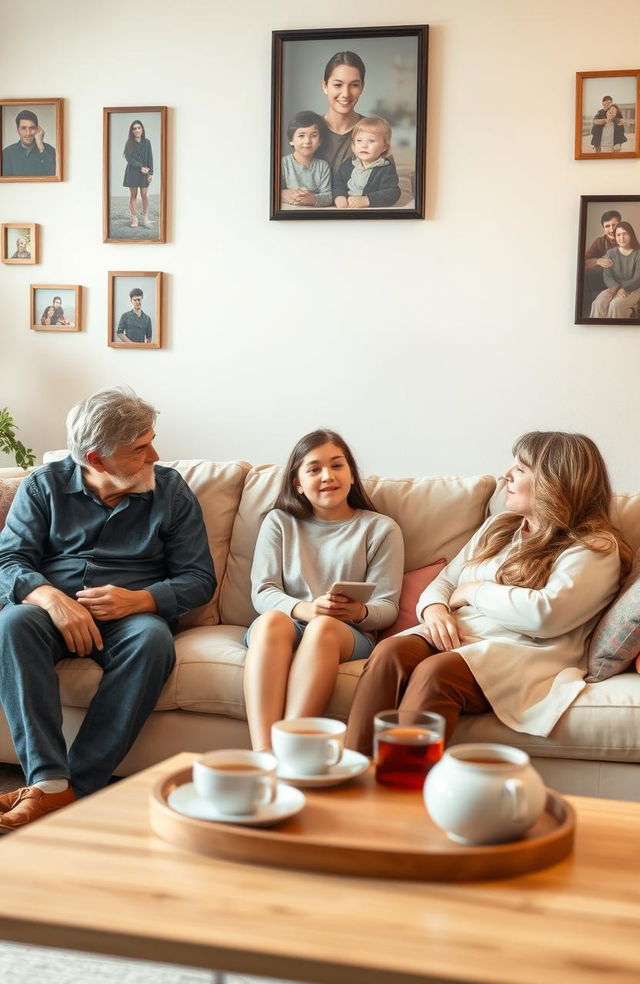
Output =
[{"x1": 109, "y1": 464, "x2": 156, "y2": 494}]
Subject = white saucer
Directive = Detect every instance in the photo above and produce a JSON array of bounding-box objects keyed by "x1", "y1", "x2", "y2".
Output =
[
  {"x1": 167, "y1": 781, "x2": 305, "y2": 826},
  {"x1": 276, "y1": 748, "x2": 370, "y2": 788}
]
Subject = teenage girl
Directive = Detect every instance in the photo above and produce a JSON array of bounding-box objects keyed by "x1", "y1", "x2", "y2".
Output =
[
  {"x1": 123, "y1": 120, "x2": 153, "y2": 229},
  {"x1": 243, "y1": 428, "x2": 404, "y2": 752}
]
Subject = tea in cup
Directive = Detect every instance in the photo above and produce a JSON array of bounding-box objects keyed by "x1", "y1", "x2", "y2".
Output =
[
  {"x1": 424, "y1": 743, "x2": 546, "y2": 844},
  {"x1": 271, "y1": 717, "x2": 346, "y2": 775},
  {"x1": 374, "y1": 710, "x2": 445, "y2": 789},
  {"x1": 193, "y1": 749, "x2": 278, "y2": 815}
]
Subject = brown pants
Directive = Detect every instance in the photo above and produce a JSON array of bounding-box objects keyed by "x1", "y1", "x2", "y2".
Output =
[{"x1": 345, "y1": 634, "x2": 491, "y2": 755}]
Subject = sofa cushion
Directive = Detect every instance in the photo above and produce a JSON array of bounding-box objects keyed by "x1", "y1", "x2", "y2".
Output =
[
  {"x1": 379, "y1": 560, "x2": 447, "y2": 639},
  {"x1": 451, "y1": 673, "x2": 640, "y2": 763},
  {"x1": 219, "y1": 467, "x2": 496, "y2": 628},
  {"x1": 586, "y1": 558, "x2": 640, "y2": 682},
  {"x1": 161, "y1": 459, "x2": 251, "y2": 627}
]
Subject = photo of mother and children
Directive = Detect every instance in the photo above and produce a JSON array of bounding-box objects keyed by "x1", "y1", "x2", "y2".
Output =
[{"x1": 279, "y1": 41, "x2": 421, "y2": 213}]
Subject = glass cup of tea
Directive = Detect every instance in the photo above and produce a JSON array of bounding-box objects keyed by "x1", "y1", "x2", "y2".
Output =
[{"x1": 373, "y1": 709, "x2": 445, "y2": 790}]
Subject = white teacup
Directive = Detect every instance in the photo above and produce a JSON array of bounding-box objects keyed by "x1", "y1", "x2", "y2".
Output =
[
  {"x1": 193, "y1": 749, "x2": 278, "y2": 816},
  {"x1": 424, "y1": 743, "x2": 546, "y2": 845},
  {"x1": 272, "y1": 718, "x2": 346, "y2": 776}
]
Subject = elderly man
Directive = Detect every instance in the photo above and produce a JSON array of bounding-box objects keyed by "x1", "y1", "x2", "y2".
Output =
[
  {"x1": 0, "y1": 387, "x2": 215, "y2": 829},
  {"x1": 2, "y1": 109, "x2": 57, "y2": 177}
]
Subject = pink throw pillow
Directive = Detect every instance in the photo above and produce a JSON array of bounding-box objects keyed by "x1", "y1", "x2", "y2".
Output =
[{"x1": 379, "y1": 559, "x2": 447, "y2": 640}]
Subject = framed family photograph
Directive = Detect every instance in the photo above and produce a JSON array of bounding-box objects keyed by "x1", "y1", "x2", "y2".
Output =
[
  {"x1": 1, "y1": 223, "x2": 38, "y2": 264},
  {"x1": 30, "y1": 285, "x2": 81, "y2": 332},
  {"x1": 103, "y1": 107, "x2": 167, "y2": 243},
  {"x1": 270, "y1": 25, "x2": 428, "y2": 220},
  {"x1": 108, "y1": 271, "x2": 162, "y2": 349},
  {"x1": 575, "y1": 71, "x2": 639, "y2": 159},
  {"x1": 0, "y1": 99, "x2": 62, "y2": 181},
  {"x1": 575, "y1": 195, "x2": 640, "y2": 325}
]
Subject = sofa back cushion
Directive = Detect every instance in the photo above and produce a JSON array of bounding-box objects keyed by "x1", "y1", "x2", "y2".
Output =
[
  {"x1": 0, "y1": 476, "x2": 25, "y2": 533},
  {"x1": 159, "y1": 459, "x2": 251, "y2": 627},
  {"x1": 219, "y1": 467, "x2": 496, "y2": 628}
]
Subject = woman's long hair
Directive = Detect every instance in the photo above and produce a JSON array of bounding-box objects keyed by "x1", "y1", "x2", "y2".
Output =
[
  {"x1": 40, "y1": 305, "x2": 54, "y2": 324},
  {"x1": 123, "y1": 119, "x2": 146, "y2": 158},
  {"x1": 274, "y1": 428, "x2": 375, "y2": 520},
  {"x1": 471, "y1": 431, "x2": 631, "y2": 588}
]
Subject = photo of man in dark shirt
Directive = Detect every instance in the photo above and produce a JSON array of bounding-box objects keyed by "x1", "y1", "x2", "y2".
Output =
[
  {"x1": 116, "y1": 287, "x2": 152, "y2": 344},
  {"x1": 2, "y1": 109, "x2": 57, "y2": 177}
]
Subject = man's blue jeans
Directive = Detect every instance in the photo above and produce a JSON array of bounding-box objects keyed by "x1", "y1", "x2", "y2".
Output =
[{"x1": 0, "y1": 605, "x2": 175, "y2": 795}]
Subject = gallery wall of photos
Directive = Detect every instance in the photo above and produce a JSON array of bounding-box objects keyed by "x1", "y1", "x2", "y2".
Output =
[{"x1": 1, "y1": 43, "x2": 639, "y2": 345}]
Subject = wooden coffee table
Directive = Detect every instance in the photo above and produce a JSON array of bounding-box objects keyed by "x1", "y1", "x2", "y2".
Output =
[{"x1": 0, "y1": 752, "x2": 639, "y2": 984}]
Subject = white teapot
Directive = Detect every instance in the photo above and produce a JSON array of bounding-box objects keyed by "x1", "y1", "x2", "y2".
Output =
[{"x1": 424, "y1": 743, "x2": 546, "y2": 845}]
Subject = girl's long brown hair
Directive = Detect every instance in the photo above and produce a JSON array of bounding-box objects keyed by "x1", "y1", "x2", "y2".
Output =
[{"x1": 472, "y1": 431, "x2": 631, "y2": 588}]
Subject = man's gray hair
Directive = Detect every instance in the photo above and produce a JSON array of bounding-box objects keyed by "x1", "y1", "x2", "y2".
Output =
[{"x1": 66, "y1": 386, "x2": 157, "y2": 465}]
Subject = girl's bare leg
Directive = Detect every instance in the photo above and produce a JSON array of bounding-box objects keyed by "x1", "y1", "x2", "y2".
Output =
[
  {"x1": 129, "y1": 189, "x2": 138, "y2": 226},
  {"x1": 285, "y1": 616, "x2": 355, "y2": 720},
  {"x1": 243, "y1": 611, "x2": 297, "y2": 751},
  {"x1": 140, "y1": 187, "x2": 151, "y2": 226}
]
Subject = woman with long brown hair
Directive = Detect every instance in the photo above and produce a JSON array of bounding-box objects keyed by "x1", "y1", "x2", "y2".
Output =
[
  {"x1": 243, "y1": 428, "x2": 404, "y2": 751},
  {"x1": 346, "y1": 431, "x2": 631, "y2": 753}
]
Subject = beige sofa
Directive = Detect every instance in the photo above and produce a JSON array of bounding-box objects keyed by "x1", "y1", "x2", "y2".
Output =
[{"x1": 1, "y1": 459, "x2": 639, "y2": 801}]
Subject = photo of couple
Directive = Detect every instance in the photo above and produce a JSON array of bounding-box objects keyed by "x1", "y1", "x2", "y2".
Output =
[
  {"x1": 272, "y1": 28, "x2": 427, "y2": 219},
  {"x1": 577, "y1": 197, "x2": 640, "y2": 323},
  {"x1": 576, "y1": 73, "x2": 638, "y2": 158}
]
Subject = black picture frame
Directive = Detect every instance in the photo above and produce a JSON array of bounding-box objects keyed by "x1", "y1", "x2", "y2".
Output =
[
  {"x1": 575, "y1": 195, "x2": 640, "y2": 325},
  {"x1": 270, "y1": 25, "x2": 428, "y2": 220}
]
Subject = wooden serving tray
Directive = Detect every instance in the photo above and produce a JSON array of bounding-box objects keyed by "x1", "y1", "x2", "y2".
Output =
[{"x1": 149, "y1": 764, "x2": 575, "y2": 882}]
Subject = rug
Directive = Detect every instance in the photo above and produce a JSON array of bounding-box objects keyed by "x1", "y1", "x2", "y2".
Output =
[{"x1": 0, "y1": 944, "x2": 301, "y2": 984}]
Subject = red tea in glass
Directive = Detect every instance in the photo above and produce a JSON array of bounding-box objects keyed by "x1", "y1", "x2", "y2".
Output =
[{"x1": 375, "y1": 726, "x2": 444, "y2": 790}]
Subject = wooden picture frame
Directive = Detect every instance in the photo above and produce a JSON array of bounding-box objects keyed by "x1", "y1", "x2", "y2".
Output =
[
  {"x1": 575, "y1": 71, "x2": 640, "y2": 159},
  {"x1": 108, "y1": 271, "x2": 163, "y2": 348},
  {"x1": 575, "y1": 195, "x2": 640, "y2": 325},
  {"x1": 103, "y1": 107, "x2": 167, "y2": 243},
  {"x1": 270, "y1": 25, "x2": 428, "y2": 220},
  {"x1": 0, "y1": 99, "x2": 63, "y2": 181},
  {"x1": 1, "y1": 223, "x2": 38, "y2": 264},
  {"x1": 30, "y1": 285, "x2": 81, "y2": 331}
]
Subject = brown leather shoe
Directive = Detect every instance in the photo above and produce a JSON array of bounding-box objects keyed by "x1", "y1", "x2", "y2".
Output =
[{"x1": 0, "y1": 786, "x2": 76, "y2": 829}]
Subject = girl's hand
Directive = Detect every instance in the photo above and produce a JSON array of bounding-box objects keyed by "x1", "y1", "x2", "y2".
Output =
[
  {"x1": 293, "y1": 189, "x2": 316, "y2": 205},
  {"x1": 449, "y1": 581, "x2": 482, "y2": 610},
  {"x1": 422, "y1": 603, "x2": 461, "y2": 652},
  {"x1": 619, "y1": 288, "x2": 628, "y2": 298},
  {"x1": 334, "y1": 196, "x2": 348, "y2": 209},
  {"x1": 347, "y1": 196, "x2": 369, "y2": 209},
  {"x1": 281, "y1": 188, "x2": 301, "y2": 205},
  {"x1": 141, "y1": 167, "x2": 150, "y2": 174},
  {"x1": 292, "y1": 594, "x2": 366, "y2": 623}
]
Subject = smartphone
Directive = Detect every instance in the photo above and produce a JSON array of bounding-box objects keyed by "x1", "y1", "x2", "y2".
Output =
[{"x1": 328, "y1": 581, "x2": 376, "y2": 603}]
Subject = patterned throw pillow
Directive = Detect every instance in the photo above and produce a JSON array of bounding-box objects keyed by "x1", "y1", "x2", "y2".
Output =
[
  {"x1": 379, "y1": 559, "x2": 447, "y2": 640},
  {"x1": 586, "y1": 559, "x2": 640, "y2": 682},
  {"x1": 0, "y1": 478, "x2": 23, "y2": 533}
]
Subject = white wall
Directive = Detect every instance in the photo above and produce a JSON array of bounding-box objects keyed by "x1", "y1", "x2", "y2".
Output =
[{"x1": 2, "y1": 0, "x2": 640, "y2": 488}]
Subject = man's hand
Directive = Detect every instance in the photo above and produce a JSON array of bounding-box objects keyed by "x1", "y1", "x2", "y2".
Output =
[
  {"x1": 34, "y1": 125, "x2": 45, "y2": 152},
  {"x1": 76, "y1": 585, "x2": 156, "y2": 621},
  {"x1": 421, "y1": 603, "x2": 461, "y2": 652},
  {"x1": 619, "y1": 288, "x2": 629, "y2": 298},
  {"x1": 292, "y1": 593, "x2": 366, "y2": 624},
  {"x1": 23, "y1": 585, "x2": 103, "y2": 656},
  {"x1": 334, "y1": 195, "x2": 348, "y2": 209},
  {"x1": 596, "y1": 257, "x2": 613, "y2": 268},
  {"x1": 347, "y1": 196, "x2": 370, "y2": 209}
]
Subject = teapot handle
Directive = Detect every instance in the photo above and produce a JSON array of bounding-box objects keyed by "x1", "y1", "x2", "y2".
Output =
[{"x1": 504, "y1": 778, "x2": 528, "y2": 822}]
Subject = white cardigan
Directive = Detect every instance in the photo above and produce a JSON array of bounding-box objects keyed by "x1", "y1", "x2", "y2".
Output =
[{"x1": 411, "y1": 517, "x2": 621, "y2": 737}]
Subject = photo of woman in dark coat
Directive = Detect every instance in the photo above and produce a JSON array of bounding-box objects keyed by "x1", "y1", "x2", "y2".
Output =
[{"x1": 123, "y1": 119, "x2": 153, "y2": 229}]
